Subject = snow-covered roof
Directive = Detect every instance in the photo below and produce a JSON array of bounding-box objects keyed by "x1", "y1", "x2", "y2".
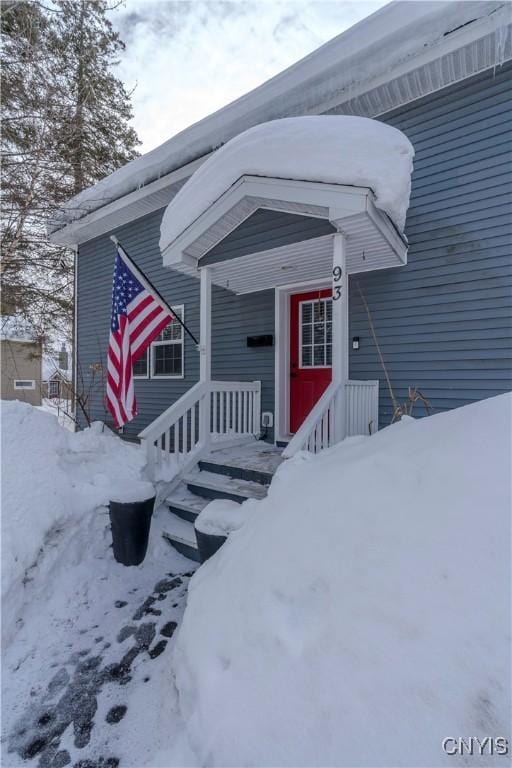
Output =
[
  {"x1": 42, "y1": 357, "x2": 70, "y2": 382},
  {"x1": 0, "y1": 316, "x2": 38, "y2": 343},
  {"x1": 160, "y1": 116, "x2": 413, "y2": 255},
  {"x1": 49, "y1": 0, "x2": 511, "y2": 245}
]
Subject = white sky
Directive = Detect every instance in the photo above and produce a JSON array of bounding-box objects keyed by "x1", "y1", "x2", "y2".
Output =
[{"x1": 113, "y1": 1, "x2": 388, "y2": 153}]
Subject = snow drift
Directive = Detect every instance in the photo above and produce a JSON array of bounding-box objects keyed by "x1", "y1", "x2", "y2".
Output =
[
  {"x1": 174, "y1": 395, "x2": 511, "y2": 767},
  {"x1": 1, "y1": 401, "x2": 150, "y2": 646},
  {"x1": 160, "y1": 115, "x2": 414, "y2": 252}
]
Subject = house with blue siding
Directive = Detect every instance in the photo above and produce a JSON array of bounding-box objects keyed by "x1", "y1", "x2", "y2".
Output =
[{"x1": 49, "y1": 0, "x2": 511, "y2": 558}]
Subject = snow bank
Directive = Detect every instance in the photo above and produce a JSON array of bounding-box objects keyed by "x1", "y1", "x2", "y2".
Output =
[
  {"x1": 1, "y1": 401, "x2": 150, "y2": 646},
  {"x1": 174, "y1": 395, "x2": 511, "y2": 767},
  {"x1": 160, "y1": 116, "x2": 413, "y2": 252}
]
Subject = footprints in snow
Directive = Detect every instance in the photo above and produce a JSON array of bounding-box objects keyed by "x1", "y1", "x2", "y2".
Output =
[{"x1": 8, "y1": 572, "x2": 193, "y2": 768}]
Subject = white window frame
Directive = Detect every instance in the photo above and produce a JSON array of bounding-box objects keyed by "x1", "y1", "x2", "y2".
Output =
[
  {"x1": 14, "y1": 379, "x2": 36, "y2": 390},
  {"x1": 132, "y1": 306, "x2": 185, "y2": 380},
  {"x1": 150, "y1": 305, "x2": 185, "y2": 380},
  {"x1": 298, "y1": 298, "x2": 333, "y2": 370}
]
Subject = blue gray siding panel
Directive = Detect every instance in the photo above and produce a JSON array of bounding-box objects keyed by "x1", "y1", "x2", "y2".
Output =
[
  {"x1": 76, "y1": 62, "x2": 511, "y2": 436},
  {"x1": 202, "y1": 209, "x2": 335, "y2": 265},
  {"x1": 349, "y1": 63, "x2": 512, "y2": 424},
  {"x1": 77, "y1": 210, "x2": 278, "y2": 439}
]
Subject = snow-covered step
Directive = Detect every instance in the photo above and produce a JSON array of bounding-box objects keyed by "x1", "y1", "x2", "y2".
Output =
[
  {"x1": 162, "y1": 514, "x2": 200, "y2": 563},
  {"x1": 199, "y1": 458, "x2": 274, "y2": 486},
  {"x1": 165, "y1": 483, "x2": 210, "y2": 523},
  {"x1": 184, "y1": 470, "x2": 268, "y2": 504},
  {"x1": 200, "y1": 441, "x2": 283, "y2": 486}
]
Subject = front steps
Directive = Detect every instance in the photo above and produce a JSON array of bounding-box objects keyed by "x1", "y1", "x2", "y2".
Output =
[{"x1": 162, "y1": 441, "x2": 283, "y2": 562}]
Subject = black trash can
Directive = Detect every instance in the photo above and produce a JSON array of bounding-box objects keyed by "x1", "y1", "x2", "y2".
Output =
[
  {"x1": 194, "y1": 526, "x2": 227, "y2": 564},
  {"x1": 108, "y1": 495, "x2": 155, "y2": 566}
]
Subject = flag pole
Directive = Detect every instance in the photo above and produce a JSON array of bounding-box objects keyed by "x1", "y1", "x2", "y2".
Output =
[{"x1": 110, "y1": 235, "x2": 199, "y2": 346}]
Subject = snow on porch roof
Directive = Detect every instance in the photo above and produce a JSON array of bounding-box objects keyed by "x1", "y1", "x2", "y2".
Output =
[
  {"x1": 160, "y1": 116, "x2": 413, "y2": 254},
  {"x1": 159, "y1": 117, "x2": 412, "y2": 292}
]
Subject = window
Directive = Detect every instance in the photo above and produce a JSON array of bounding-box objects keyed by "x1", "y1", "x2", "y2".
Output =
[
  {"x1": 14, "y1": 380, "x2": 36, "y2": 389},
  {"x1": 131, "y1": 306, "x2": 185, "y2": 380},
  {"x1": 151, "y1": 306, "x2": 184, "y2": 378},
  {"x1": 133, "y1": 349, "x2": 149, "y2": 378},
  {"x1": 49, "y1": 379, "x2": 60, "y2": 397},
  {"x1": 300, "y1": 298, "x2": 332, "y2": 368}
]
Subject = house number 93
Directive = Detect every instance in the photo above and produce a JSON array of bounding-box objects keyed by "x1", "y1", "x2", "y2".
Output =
[{"x1": 332, "y1": 265, "x2": 342, "y2": 301}]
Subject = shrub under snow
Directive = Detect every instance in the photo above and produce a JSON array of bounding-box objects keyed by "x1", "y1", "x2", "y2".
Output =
[{"x1": 174, "y1": 395, "x2": 511, "y2": 767}]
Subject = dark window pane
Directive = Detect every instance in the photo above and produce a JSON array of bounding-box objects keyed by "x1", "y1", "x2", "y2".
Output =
[
  {"x1": 314, "y1": 345, "x2": 325, "y2": 366},
  {"x1": 133, "y1": 350, "x2": 148, "y2": 376},
  {"x1": 314, "y1": 323, "x2": 325, "y2": 345},
  {"x1": 314, "y1": 301, "x2": 325, "y2": 322},
  {"x1": 157, "y1": 308, "x2": 183, "y2": 342},
  {"x1": 160, "y1": 320, "x2": 182, "y2": 342},
  {"x1": 326, "y1": 345, "x2": 332, "y2": 366},
  {"x1": 301, "y1": 302, "x2": 312, "y2": 324},
  {"x1": 301, "y1": 346, "x2": 312, "y2": 367},
  {"x1": 302, "y1": 325, "x2": 312, "y2": 344},
  {"x1": 154, "y1": 343, "x2": 182, "y2": 376}
]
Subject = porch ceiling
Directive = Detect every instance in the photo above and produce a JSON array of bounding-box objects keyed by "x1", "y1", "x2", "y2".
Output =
[{"x1": 161, "y1": 175, "x2": 408, "y2": 294}]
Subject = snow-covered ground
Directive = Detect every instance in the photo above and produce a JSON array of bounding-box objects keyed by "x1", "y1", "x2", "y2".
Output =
[
  {"x1": 38, "y1": 399, "x2": 75, "y2": 431},
  {"x1": 1, "y1": 401, "x2": 198, "y2": 767},
  {"x1": 2, "y1": 396, "x2": 510, "y2": 767},
  {"x1": 175, "y1": 394, "x2": 512, "y2": 767},
  {"x1": 159, "y1": 115, "x2": 413, "y2": 251}
]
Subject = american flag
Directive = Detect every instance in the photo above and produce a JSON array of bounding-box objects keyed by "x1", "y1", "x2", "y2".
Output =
[{"x1": 106, "y1": 243, "x2": 175, "y2": 428}]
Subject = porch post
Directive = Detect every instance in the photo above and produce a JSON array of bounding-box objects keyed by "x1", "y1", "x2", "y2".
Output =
[
  {"x1": 332, "y1": 232, "x2": 348, "y2": 441},
  {"x1": 199, "y1": 266, "x2": 212, "y2": 381},
  {"x1": 199, "y1": 267, "x2": 212, "y2": 447}
]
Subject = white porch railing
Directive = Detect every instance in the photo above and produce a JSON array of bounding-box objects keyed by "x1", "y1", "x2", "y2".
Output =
[
  {"x1": 282, "y1": 379, "x2": 379, "y2": 458},
  {"x1": 210, "y1": 380, "x2": 261, "y2": 441},
  {"x1": 139, "y1": 380, "x2": 261, "y2": 482}
]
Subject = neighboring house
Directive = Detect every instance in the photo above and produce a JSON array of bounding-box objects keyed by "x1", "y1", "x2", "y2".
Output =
[
  {"x1": 42, "y1": 347, "x2": 72, "y2": 400},
  {"x1": 1, "y1": 319, "x2": 43, "y2": 407},
  {"x1": 49, "y1": 1, "x2": 512, "y2": 454}
]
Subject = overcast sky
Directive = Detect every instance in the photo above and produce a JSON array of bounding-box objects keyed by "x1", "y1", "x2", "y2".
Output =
[{"x1": 112, "y1": 1, "x2": 388, "y2": 153}]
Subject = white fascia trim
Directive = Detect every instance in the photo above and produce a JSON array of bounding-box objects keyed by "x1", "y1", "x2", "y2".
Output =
[
  {"x1": 49, "y1": 3, "x2": 510, "y2": 247},
  {"x1": 49, "y1": 154, "x2": 209, "y2": 247},
  {"x1": 312, "y1": 2, "x2": 512, "y2": 118},
  {"x1": 161, "y1": 175, "x2": 369, "y2": 266},
  {"x1": 331, "y1": 195, "x2": 408, "y2": 264}
]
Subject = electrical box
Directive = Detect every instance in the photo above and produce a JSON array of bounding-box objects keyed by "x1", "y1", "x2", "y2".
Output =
[{"x1": 262, "y1": 412, "x2": 274, "y2": 428}]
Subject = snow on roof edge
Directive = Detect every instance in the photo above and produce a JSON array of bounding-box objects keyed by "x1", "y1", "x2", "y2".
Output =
[{"x1": 49, "y1": 0, "x2": 508, "y2": 236}]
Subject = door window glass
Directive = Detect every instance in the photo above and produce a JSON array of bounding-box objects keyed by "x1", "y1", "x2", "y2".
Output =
[{"x1": 300, "y1": 298, "x2": 332, "y2": 368}]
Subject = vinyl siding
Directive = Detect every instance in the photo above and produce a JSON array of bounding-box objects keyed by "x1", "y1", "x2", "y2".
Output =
[
  {"x1": 77, "y1": 211, "x2": 277, "y2": 439},
  {"x1": 349, "y1": 62, "x2": 512, "y2": 424},
  {"x1": 202, "y1": 209, "x2": 335, "y2": 265},
  {"x1": 76, "y1": 62, "x2": 511, "y2": 436}
]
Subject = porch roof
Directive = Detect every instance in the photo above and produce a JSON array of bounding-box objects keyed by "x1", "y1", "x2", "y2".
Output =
[{"x1": 161, "y1": 175, "x2": 408, "y2": 295}]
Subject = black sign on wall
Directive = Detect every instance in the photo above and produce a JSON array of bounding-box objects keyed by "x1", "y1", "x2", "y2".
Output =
[{"x1": 247, "y1": 335, "x2": 274, "y2": 348}]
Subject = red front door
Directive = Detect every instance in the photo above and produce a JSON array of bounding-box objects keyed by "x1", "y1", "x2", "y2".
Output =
[{"x1": 289, "y1": 289, "x2": 332, "y2": 433}]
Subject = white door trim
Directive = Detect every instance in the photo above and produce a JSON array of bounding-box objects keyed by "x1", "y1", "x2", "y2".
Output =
[{"x1": 274, "y1": 277, "x2": 330, "y2": 444}]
